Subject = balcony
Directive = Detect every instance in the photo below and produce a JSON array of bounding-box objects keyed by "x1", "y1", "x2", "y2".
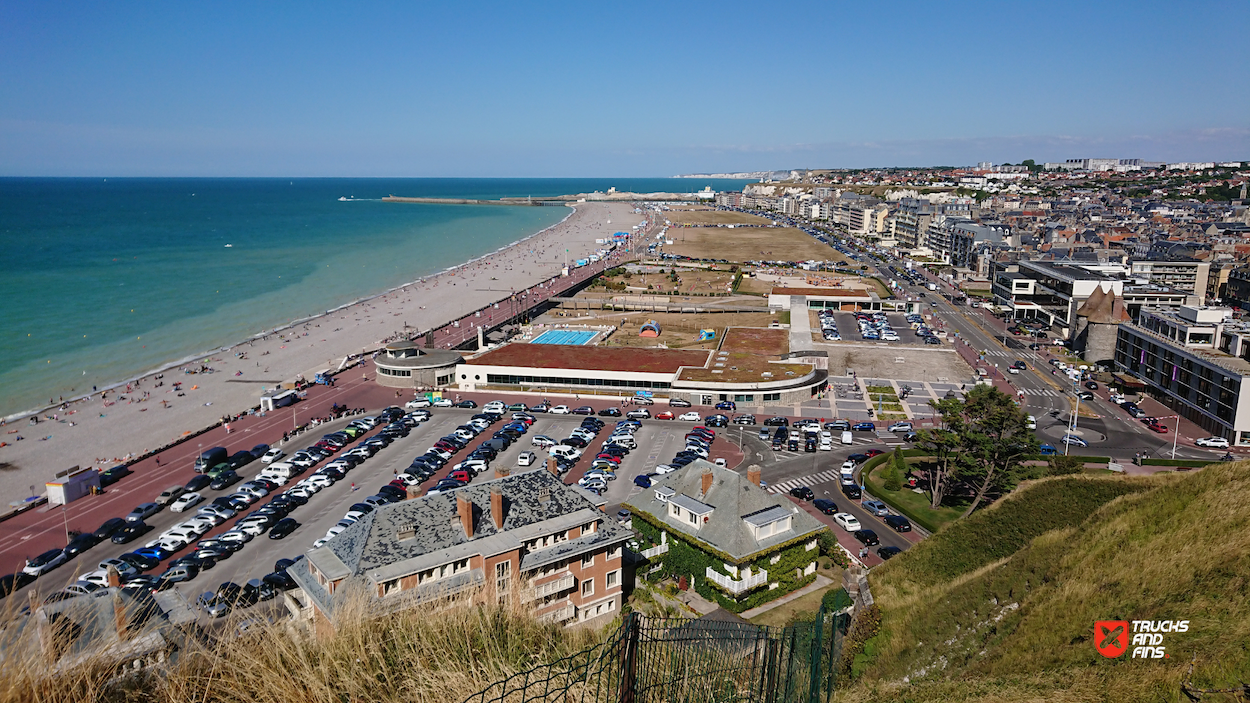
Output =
[
  {"x1": 522, "y1": 573, "x2": 575, "y2": 602},
  {"x1": 640, "y1": 542, "x2": 669, "y2": 559},
  {"x1": 704, "y1": 566, "x2": 767, "y2": 596},
  {"x1": 537, "y1": 601, "x2": 575, "y2": 624}
]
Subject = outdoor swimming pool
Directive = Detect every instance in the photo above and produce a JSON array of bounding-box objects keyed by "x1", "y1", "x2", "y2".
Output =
[{"x1": 531, "y1": 330, "x2": 597, "y2": 345}]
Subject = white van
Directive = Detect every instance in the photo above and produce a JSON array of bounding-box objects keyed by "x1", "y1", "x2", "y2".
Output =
[
  {"x1": 841, "y1": 431, "x2": 854, "y2": 445},
  {"x1": 1026, "y1": 415, "x2": 1037, "y2": 430},
  {"x1": 549, "y1": 445, "x2": 582, "y2": 460}
]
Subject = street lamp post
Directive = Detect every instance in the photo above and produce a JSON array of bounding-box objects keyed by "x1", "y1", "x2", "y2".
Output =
[{"x1": 1065, "y1": 379, "x2": 1081, "y2": 457}]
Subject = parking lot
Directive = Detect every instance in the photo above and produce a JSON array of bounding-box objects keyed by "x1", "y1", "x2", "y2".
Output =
[
  {"x1": 815, "y1": 311, "x2": 924, "y2": 345},
  {"x1": 14, "y1": 404, "x2": 747, "y2": 616}
]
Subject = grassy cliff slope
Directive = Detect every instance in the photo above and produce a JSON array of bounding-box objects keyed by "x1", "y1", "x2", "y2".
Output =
[{"x1": 839, "y1": 466, "x2": 1250, "y2": 702}]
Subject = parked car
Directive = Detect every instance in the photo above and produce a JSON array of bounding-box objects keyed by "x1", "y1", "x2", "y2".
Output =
[
  {"x1": 861, "y1": 500, "x2": 889, "y2": 517},
  {"x1": 93, "y1": 517, "x2": 128, "y2": 540},
  {"x1": 23, "y1": 549, "x2": 67, "y2": 577},
  {"x1": 155, "y1": 485, "x2": 186, "y2": 506},
  {"x1": 170, "y1": 491, "x2": 204, "y2": 513},
  {"x1": 788, "y1": 486, "x2": 814, "y2": 501},
  {"x1": 833, "y1": 513, "x2": 861, "y2": 532},
  {"x1": 812, "y1": 499, "x2": 838, "y2": 515},
  {"x1": 267, "y1": 518, "x2": 300, "y2": 540},
  {"x1": 111, "y1": 521, "x2": 152, "y2": 544},
  {"x1": 876, "y1": 546, "x2": 902, "y2": 560},
  {"x1": 884, "y1": 515, "x2": 912, "y2": 532},
  {"x1": 854, "y1": 529, "x2": 879, "y2": 546},
  {"x1": 1196, "y1": 436, "x2": 1230, "y2": 448},
  {"x1": 126, "y1": 502, "x2": 161, "y2": 523}
]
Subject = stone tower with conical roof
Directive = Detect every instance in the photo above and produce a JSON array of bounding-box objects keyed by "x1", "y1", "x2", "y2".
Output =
[{"x1": 1073, "y1": 285, "x2": 1129, "y2": 365}]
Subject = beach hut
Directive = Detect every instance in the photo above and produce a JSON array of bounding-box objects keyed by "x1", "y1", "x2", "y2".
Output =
[{"x1": 639, "y1": 320, "x2": 662, "y2": 337}]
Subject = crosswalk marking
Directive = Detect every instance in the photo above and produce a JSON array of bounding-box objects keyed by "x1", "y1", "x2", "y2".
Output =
[
  {"x1": 768, "y1": 468, "x2": 850, "y2": 494},
  {"x1": 1018, "y1": 387, "x2": 1060, "y2": 397}
]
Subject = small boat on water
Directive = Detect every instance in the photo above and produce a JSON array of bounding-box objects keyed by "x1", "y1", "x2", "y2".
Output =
[{"x1": 224, "y1": 244, "x2": 233, "y2": 248}]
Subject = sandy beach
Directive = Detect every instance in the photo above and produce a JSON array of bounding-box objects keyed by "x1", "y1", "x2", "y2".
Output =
[{"x1": 0, "y1": 201, "x2": 644, "y2": 506}]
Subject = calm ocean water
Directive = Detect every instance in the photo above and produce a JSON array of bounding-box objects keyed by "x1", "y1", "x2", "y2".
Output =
[{"x1": 0, "y1": 178, "x2": 748, "y2": 418}]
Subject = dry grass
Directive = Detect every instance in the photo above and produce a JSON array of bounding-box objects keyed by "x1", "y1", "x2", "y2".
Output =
[
  {"x1": 662, "y1": 210, "x2": 771, "y2": 226},
  {"x1": 600, "y1": 313, "x2": 776, "y2": 351},
  {"x1": 0, "y1": 588, "x2": 603, "y2": 703},
  {"x1": 836, "y1": 463, "x2": 1250, "y2": 703},
  {"x1": 664, "y1": 227, "x2": 844, "y2": 264},
  {"x1": 592, "y1": 268, "x2": 738, "y2": 296}
]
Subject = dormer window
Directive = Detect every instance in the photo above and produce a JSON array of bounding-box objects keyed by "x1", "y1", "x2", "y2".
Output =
[
  {"x1": 742, "y1": 506, "x2": 794, "y2": 542},
  {"x1": 668, "y1": 494, "x2": 714, "y2": 530}
]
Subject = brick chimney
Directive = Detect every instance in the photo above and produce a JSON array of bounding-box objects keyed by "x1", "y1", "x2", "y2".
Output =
[
  {"x1": 701, "y1": 467, "x2": 714, "y2": 498},
  {"x1": 495, "y1": 466, "x2": 511, "y2": 480},
  {"x1": 547, "y1": 456, "x2": 560, "y2": 477},
  {"x1": 106, "y1": 564, "x2": 121, "y2": 588},
  {"x1": 456, "y1": 494, "x2": 474, "y2": 539},
  {"x1": 405, "y1": 484, "x2": 421, "y2": 500},
  {"x1": 490, "y1": 485, "x2": 505, "y2": 530},
  {"x1": 747, "y1": 465, "x2": 762, "y2": 487},
  {"x1": 113, "y1": 590, "x2": 129, "y2": 641}
]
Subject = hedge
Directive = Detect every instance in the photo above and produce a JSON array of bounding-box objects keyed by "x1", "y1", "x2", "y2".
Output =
[
  {"x1": 631, "y1": 515, "x2": 823, "y2": 614},
  {"x1": 1140, "y1": 457, "x2": 1221, "y2": 467}
]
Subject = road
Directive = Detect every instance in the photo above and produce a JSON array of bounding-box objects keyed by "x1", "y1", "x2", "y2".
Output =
[{"x1": 869, "y1": 254, "x2": 1224, "y2": 463}]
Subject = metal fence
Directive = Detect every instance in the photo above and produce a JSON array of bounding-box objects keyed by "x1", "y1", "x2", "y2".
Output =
[{"x1": 463, "y1": 606, "x2": 845, "y2": 703}]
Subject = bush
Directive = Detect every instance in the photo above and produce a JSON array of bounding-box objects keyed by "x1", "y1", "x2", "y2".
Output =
[
  {"x1": 883, "y1": 458, "x2": 903, "y2": 492},
  {"x1": 822, "y1": 587, "x2": 852, "y2": 612},
  {"x1": 1048, "y1": 455, "x2": 1084, "y2": 476}
]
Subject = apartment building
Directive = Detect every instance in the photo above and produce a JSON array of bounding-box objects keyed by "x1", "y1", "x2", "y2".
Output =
[
  {"x1": 1128, "y1": 260, "x2": 1210, "y2": 303},
  {"x1": 990, "y1": 260, "x2": 1124, "y2": 333},
  {"x1": 289, "y1": 468, "x2": 632, "y2": 633},
  {"x1": 1115, "y1": 306, "x2": 1250, "y2": 444}
]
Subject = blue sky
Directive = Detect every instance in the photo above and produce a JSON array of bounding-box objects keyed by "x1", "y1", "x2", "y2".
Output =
[{"x1": 1, "y1": 1, "x2": 1246, "y2": 176}]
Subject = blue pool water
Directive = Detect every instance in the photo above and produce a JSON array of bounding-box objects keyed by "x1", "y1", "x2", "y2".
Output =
[{"x1": 531, "y1": 330, "x2": 596, "y2": 345}]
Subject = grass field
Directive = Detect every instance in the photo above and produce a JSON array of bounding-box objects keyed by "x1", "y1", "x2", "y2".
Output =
[
  {"x1": 664, "y1": 227, "x2": 844, "y2": 263},
  {"x1": 835, "y1": 468, "x2": 1239, "y2": 703},
  {"x1": 863, "y1": 458, "x2": 966, "y2": 533},
  {"x1": 747, "y1": 567, "x2": 842, "y2": 628},
  {"x1": 663, "y1": 209, "x2": 771, "y2": 226}
]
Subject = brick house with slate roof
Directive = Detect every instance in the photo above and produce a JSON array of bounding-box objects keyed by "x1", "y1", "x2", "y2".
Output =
[
  {"x1": 288, "y1": 469, "x2": 631, "y2": 634},
  {"x1": 623, "y1": 461, "x2": 826, "y2": 607}
]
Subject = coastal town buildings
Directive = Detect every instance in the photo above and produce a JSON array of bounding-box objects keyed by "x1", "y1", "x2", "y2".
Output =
[
  {"x1": 289, "y1": 468, "x2": 632, "y2": 633},
  {"x1": 1114, "y1": 306, "x2": 1250, "y2": 445},
  {"x1": 452, "y1": 328, "x2": 828, "y2": 406}
]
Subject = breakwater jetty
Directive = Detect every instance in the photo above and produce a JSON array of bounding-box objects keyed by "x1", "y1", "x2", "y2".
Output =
[{"x1": 384, "y1": 190, "x2": 710, "y2": 206}]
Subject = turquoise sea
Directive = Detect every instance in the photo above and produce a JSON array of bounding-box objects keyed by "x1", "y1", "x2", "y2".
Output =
[{"x1": 0, "y1": 178, "x2": 748, "y2": 419}]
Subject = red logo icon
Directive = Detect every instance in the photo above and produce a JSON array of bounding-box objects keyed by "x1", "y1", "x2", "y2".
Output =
[{"x1": 1095, "y1": 621, "x2": 1129, "y2": 658}]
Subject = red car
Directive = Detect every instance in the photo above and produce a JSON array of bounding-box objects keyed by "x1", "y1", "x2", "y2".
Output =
[
  {"x1": 1147, "y1": 423, "x2": 1168, "y2": 434},
  {"x1": 655, "y1": 411, "x2": 674, "y2": 420},
  {"x1": 594, "y1": 454, "x2": 622, "y2": 464},
  {"x1": 864, "y1": 449, "x2": 885, "y2": 458}
]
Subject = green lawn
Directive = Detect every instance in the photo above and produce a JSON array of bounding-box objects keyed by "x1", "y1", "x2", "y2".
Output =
[
  {"x1": 747, "y1": 568, "x2": 841, "y2": 628},
  {"x1": 864, "y1": 460, "x2": 966, "y2": 533}
]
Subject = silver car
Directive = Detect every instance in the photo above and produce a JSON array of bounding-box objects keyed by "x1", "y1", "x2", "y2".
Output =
[{"x1": 861, "y1": 500, "x2": 890, "y2": 517}]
